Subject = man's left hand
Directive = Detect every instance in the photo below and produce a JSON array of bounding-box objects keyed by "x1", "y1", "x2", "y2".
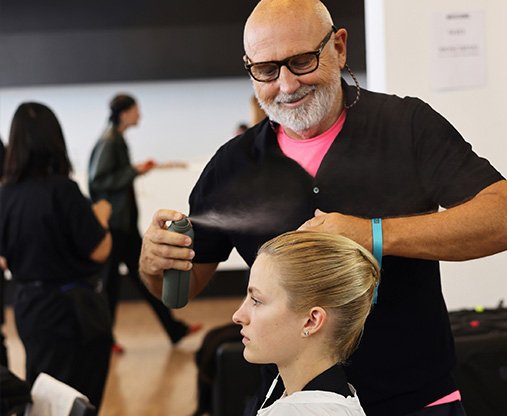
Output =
[{"x1": 299, "y1": 209, "x2": 372, "y2": 251}]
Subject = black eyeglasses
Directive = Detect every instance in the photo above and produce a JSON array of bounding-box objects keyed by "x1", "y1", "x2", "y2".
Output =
[{"x1": 244, "y1": 25, "x2": 337, "y2": 83}]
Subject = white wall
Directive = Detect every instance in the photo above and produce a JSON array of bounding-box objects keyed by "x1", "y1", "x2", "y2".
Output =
[
  {"x1": 0, "y1": 78, "x2": 254, "y2": 172},
  {"x1": 365, "y1": 0, "x2": 507, "y2": 310}
]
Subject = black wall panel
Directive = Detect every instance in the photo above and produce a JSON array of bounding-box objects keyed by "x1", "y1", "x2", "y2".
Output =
[{"x1": 0, "y1": 1, "x2": 365, "y2": 87}]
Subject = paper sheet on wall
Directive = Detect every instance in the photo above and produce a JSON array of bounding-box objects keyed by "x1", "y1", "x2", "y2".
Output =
[{"x1": 431, "y1": 10, "x2": 486, "y2": 91}]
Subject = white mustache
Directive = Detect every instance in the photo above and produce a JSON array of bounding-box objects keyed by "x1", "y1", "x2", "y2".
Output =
[{"x1": 276, "y1": 85, "x2": 316, "y2": 104}]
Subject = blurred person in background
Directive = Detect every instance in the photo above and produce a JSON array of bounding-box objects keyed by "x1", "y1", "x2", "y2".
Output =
[
  {"x1": 235, "y1": 122, "x2": 249, "y2": 136},
  {"x1": 0, "y1": 102, "x2": 113, "y2": 409},
  {"x1": 88, "y1": 93, "x2": 200, "y2": 353},
  {"x1": 0, "y1": 137, "x2": 7, "y2": 368}
]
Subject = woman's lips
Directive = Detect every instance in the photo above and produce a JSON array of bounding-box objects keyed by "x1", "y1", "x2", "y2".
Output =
[{"x1": 241, "y1": 331, "x2": 250, "y2": 344}]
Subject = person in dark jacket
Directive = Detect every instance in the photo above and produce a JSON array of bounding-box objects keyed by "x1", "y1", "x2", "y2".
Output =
[
  {"x1": 0, "y1": 137, "x2": 7, "y2": 368},
  {"x1": 88, "y1": 94, "x2": 200, "y2": 352},
  {"x1": 0, "y1": 102, "x2": 113, "y2": 409}
]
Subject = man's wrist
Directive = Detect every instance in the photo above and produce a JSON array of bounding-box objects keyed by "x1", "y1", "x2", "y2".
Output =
[{"x1": 372, "y1": 218, "x2": 383, "y2": 266}]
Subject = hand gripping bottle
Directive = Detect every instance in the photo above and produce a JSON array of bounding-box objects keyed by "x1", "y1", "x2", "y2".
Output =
[{"x1": 162, "y1": 217, "x2": 194, "y2": 308}]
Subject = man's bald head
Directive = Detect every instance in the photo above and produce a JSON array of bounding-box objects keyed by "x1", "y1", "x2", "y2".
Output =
[{"x1": 244, "y1": 0, "x2": 333, "y2": 53}]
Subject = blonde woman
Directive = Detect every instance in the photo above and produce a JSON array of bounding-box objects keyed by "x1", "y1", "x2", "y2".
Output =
[{"x1": 233, "y1": 231, "x2": 379, "y2": 416}]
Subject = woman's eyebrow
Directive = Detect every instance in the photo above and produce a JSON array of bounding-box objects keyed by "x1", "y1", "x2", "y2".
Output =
[{"x1": 248, "y1": 286, "x2": 261, "y2": 296}]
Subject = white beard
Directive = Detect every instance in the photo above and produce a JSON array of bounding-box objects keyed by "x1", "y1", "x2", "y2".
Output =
[{"x1": 255, "y1": 76, "x2": 341, "y2": 135}]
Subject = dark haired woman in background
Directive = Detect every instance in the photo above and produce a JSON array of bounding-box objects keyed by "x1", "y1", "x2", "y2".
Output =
[
  {"x1": 88, "y1": 94, "x2": 200, "y2": 352},
  {"x1": 0, "y1": 102, "x2": 113, "y2": 408},
  {"x1": 0, "y1": 137, "x2": 8, "y2": 368}
]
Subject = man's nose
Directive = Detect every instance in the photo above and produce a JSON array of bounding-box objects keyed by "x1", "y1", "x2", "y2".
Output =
[{"x1": 277, "y1": 66, "x2": 301, "y2": 94}]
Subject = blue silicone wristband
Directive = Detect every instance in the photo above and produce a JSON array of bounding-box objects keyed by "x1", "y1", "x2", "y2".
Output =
[
  {"x1": 372, "y1": 218, "x2": 382, "y2": 304},
  {"x1": 372, "y1": 218, "x2": 383, "y2": 267}
]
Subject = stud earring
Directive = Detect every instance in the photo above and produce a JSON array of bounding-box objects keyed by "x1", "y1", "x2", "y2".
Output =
[{"x1": 303, "y1": 329, "x2": 309, "y2": 337}]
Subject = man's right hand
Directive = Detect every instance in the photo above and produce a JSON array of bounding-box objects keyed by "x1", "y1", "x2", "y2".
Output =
[{"x1": 139, "y1": 209, "x2": 195, "y2": 299}]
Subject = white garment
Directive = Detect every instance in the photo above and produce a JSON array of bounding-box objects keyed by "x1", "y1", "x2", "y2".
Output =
[
  {"x1": 257, "y1": 386, "x2": 367, "y2": 416},
  {"x1": 24, "y1": 373, "x2": 89, "y2": 416}
]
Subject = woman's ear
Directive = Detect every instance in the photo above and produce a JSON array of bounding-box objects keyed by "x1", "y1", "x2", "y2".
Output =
[{"x1": 302, "y1": 307, "x2": 327, "y2": 337}]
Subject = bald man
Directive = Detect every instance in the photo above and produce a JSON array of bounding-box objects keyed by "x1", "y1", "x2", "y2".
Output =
[{"x1": 140, "y1": 1, "x2": 507, "y2": 415}]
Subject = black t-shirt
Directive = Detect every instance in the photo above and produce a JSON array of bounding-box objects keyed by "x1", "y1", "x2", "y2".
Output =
[
  {"x1": 189, "y1": 84, "x2": 504, "y2": 416},
  {"x1": 0, "y1": 175, "x2": 106, "y2": 282}
]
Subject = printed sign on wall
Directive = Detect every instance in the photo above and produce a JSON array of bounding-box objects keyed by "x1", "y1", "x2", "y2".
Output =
[{"x1": 431, "y1": 11, "x2": 486, "y2": 91}]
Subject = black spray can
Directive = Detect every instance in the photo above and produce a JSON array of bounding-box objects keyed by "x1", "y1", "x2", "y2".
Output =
[{"x1": 162, "y1": 217, "x2": 194, "y2": 308}]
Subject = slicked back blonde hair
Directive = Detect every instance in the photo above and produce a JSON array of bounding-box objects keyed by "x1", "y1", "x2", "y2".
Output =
[{"x1": 258, "y1": 231, "x2": 380, "y2": 363}]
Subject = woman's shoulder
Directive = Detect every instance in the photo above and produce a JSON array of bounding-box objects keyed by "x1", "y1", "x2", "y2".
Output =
[
  {"x1": 46, "y1": 175, "x2": 85, "y2": 199},
  {"x1": 47, "y1": 174, "x2": 77, "y2": 186},
  {"x1": 1, "y1": 175, "x2": 74, "y2": 191},
  {"x1": 259, "y1": 390, "x2": 366, "y2": 416}
]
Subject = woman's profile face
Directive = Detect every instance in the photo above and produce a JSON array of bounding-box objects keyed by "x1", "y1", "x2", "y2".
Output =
[{"x1": 232, "y1": 254, "x2": 306, "y2": 366}]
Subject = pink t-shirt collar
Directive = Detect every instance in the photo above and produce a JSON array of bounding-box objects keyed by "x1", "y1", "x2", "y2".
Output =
[{"x1": 277, "y1": 110, "x2": 347, "y2": 177}]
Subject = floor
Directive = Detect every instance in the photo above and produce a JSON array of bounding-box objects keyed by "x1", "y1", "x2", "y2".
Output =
[{"x1": 3, "y1": 296, "x2": 243, "y2": 416}]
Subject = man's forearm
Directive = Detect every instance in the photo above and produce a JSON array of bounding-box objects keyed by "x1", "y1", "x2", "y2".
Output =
[
  {"x1": 384, "y1": 180, "x2": 507, "y2": 261},
  {"x1": 189, "y1": 263, "x2": 219, "y2": 298}
]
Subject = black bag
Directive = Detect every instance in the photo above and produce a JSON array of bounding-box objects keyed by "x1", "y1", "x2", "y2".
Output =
[{"x1": 449, "y1": 302, "x2": 507, "y2": 416}]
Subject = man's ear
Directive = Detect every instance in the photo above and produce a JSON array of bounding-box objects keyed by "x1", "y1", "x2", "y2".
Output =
[
  {"x1": 333, "y1": 28, "x2": 348, "y2": 70},
  {"x1": 302, "y1": 306, "x2": 327, "y2": 337}
]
